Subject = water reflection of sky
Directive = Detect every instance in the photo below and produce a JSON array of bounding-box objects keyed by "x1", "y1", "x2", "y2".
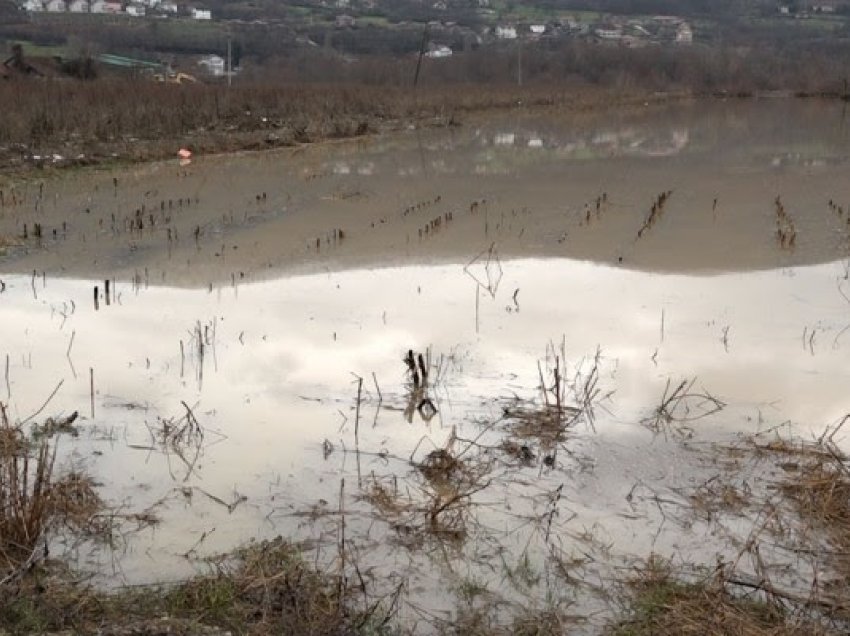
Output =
[
  {"x1": 3, "y1": 258, "x2": 850, "y2": 585},
  {"x1": 5, "y1": 258, "x2": 850, "y2": 430}
]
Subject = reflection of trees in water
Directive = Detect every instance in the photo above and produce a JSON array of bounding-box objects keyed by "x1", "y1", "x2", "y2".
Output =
[
  {"x1": 314, "y1": 102, "x2": 850, "y2": 176},
  {"x1": 480, "y1": 123, "x2": 692, "y2": 157}
]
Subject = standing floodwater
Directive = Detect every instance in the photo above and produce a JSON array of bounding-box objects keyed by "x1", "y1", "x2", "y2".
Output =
[{"x1": 1, "y1": 99, "x2": 850, "y2": 633}]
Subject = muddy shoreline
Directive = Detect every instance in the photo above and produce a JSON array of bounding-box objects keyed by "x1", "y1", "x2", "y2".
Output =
[
  {"x1": 1, "y1": 88, "x2": 842, "y2": 184},
  {"x1": 0, "y1": 85, "x2": 691, "y2": 182}
]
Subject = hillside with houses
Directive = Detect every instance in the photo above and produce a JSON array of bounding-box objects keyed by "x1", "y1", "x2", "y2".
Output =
[
  {"x1": 3, "y1": 0, "x2": 850, "y2": 88},
  {"x1": 20, "y1": 0, "x2": 205, "y2": 18},
  {"x1": 9, "y1": 0, "x2": 850, "y2": 52}
]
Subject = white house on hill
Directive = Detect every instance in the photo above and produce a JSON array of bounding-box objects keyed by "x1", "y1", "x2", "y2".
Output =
[
  {"x1": 426, "y1": 44, "x2": 452, "y2": 58},
  {"x1": 91, "y1": 0, "x2": 122, "y2": 12},
  {"x1": 198, "y1": 54, "x2": 225, "y2": 76},
  {"x1": 676, "y1": 22, "x2": 693, "y2": 44}
]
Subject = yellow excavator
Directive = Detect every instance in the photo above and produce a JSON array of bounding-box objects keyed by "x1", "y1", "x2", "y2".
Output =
[{"x1": 96, "y1": 54, "x2": 199, "y2": 84}]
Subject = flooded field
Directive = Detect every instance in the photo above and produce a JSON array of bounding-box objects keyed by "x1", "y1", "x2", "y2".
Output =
[{"x1": 2, "y1": 97, "x2": 850, "y2": 633}]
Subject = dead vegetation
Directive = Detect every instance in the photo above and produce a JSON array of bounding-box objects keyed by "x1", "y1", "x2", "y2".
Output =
[
  {"x1": 0, "y1": 537, "x2": 396, "y2": 635},
  {"x1": 0, "y1": 404, "x2": 55, "y2": 578},
  {"x1": 0, "y1": 80, "x2": 668, "y2": 176},
  {"x1": 775, "y1": 195, "x2": 797, "y2": 249},
  {"x1": 649, "y1": 419, "x2": 850, "y2": 633},
  {"x1": 0, "y1": 233, "x2": 20, "y2": 253},
  {"x1": 500, "y1": 345, "x2": 604, "y2": 464},
  {"x1": 362, "y1": 430, "x2": 493, "y2": 550},
  {"x1": 31, "y1": 410, "x2": 79, "y2": 438},
  {"x1": 636, "y1": 190, "x2": 673, "y2": 239},
  {"x1": 401, "y1": 348, "x2": 438, "y2": 423},
  {"x1": 438, "y1": 598, "x2": 577, "y2": 636},
  {"x1": 139, "y1": 401, "x2": 216, "y2": 482},
  {"x1": 609, "y1": 555, "x2": 835, "y2": 636},
  {"x1": 501, "y1": 396, "x2": 580, "y2": 456},
  {"x1": 352, "y1": 348, "x2": 495, "y2": 550},
  {"x1": 643, "y1": 377, "x2": 725, "y2": 436},
  {"x1": 1, "y1": 402, "x2": 103, "y2": 586},
  {"x1": 742, "y1": 420, "x2": 850, "y2": 598}
]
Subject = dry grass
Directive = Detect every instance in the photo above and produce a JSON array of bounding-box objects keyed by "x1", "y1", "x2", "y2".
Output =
[
  {"x1": 0, "y1": 233, "x2": 21, "y2": 250},
  {"x1": 686, "y1": 476, "x2": 751, "y2": 522},
  {"x1": 0, "y1": 403, "x2": 56, "y2": 574},
  {"x1": 780, "y1": 459, "x2": 850, "y2": 560},
  {"x1": 50, "y1": 471, "x2": 105, "y2": 535},
  {"x1": 0, "y1": 79, "x2": 673, "y2": 176},
  {"x1": 1, "y1": 402, "x2": 105, "y2": 585},
  {"x1": 360, "y1": 474, "x2": 411, "y2": 519},
  {"x1": 597, "y1": 415, "x2": 850, "y2": 636},
  {"x1": 358, "y1": 431, "x2": 493, "y2": 551},
  {"x1": 412, "y1": 432, "x2": 492, "y2": 544},
  {"x1": 643, "y1": 377, "x2": 725, "y2": 436},
  {"x1": 746, "y1": 423, "x2": 850, "y2": 591},
  {"x1": 501, "y1": 399, "x2": 581, "y2": 451},
  {"x1": 0, "y1": 537, "x2": 396, "y2": 635},
  {"x1": 669, "y1": 423, "x2": 850, "y2": 628},
  {"x1": 498, "y1": 347, "x2": 604, "y2": 465},
  {"x1": 173, "y1": 538, "x2": 366, "y2": 634},
  {"x1": 143, "y1": 402, "x2": 209, "y2": 482},
  {"x1": 442, "y1": 603, "x2": 574, "y2": 636},
  {"x1": 609, "y1": 556, "x2": 835, "y2": 636}
]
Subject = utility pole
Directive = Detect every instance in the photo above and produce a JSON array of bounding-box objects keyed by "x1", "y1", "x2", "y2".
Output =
[
  {"x1": 517, "y1": 34, "x2": 522, "y2": 86},
  {"x1": 413, "y1": 26, "x2": 429, "y2": 89},
  {"x1": 227, "y1": 34, "x2": 232, "y2": 88}
]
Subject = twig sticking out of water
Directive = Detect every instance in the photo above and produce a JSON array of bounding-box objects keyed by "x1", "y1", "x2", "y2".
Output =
[
  {"x1": 644, "y1": 377, "x2": 725, "y2": 436},
  {"x1": 352, "y1": 374, "x2": 363, "y2": 445},
  {"x1": 402, "y1": 349, "x2": 438, "y2": 423},
  {"x1": 5, "y1": 354, "x2": 10, "y2": 401},
  {"x1": 775, "y1": 195, "x2": 797, "y2": 249},
  {"x1": 372, "y1": 372, "x2": 382, "y2": 403},
  {"x1": 637, "y1": 190, "x2": 673, "y2": 239},
  {"x1": 338, "y1": 478, "x2": 346, "y2": 601},
  {"x1": 146, "y1": 402, "x2": 206, "y2": 481},
  {"x1": 20, "y1": 379, "x2": 64, "y2": 426},
  {"x1": 404, "y1": 350, "x2": 420, "y2": 389}
]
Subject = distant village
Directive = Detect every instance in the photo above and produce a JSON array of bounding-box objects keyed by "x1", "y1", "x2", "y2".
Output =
[
  {"x1": 18, "y1": 0, "x2": 209, "y2": 19},
  {"x1": 12, "y1": 0, "x2": 696, "y2": 51},
  {"x1": 15, "y1": 0, "x2": 850, "y2": 32},
  {"x1": 410, "y1": 14, "x2": 694, "y2": 59},
  {"x1": 777, "y1": 0, "x2": 850, "y2": 16},
  {"x1": 485, "y1": 15, "x2": 694, "y2": 48},
  {"x1": 16, "y1": 0, "x2": 850, "y2": 66}
]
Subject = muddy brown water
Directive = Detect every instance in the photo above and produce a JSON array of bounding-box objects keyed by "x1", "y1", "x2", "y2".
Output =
[{"x1": 2, "y1": 98, "x2": 850, "y2": 632}]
